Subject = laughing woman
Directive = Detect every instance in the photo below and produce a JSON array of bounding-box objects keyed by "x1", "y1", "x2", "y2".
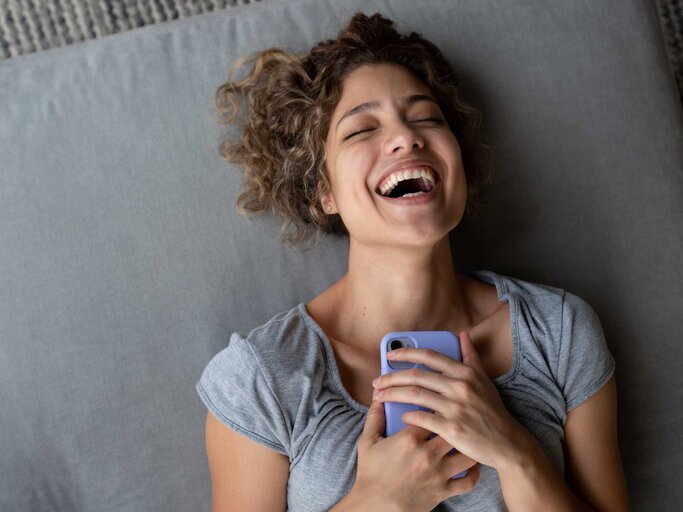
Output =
[{"x1": 195, "y1": 12, "x2": 630, "y2": 512}]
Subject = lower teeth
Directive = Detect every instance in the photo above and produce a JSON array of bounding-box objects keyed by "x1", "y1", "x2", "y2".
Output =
[{"x1": 400, "y1": 191, "x2": 427, "y2": 198}]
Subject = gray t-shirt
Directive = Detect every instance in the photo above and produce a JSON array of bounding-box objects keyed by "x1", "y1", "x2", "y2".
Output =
[{"x1": 196, "y1": 269, "x2": 615, "y2": 511}]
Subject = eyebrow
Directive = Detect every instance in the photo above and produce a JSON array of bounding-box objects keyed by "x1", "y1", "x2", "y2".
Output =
[{"x1": 335, "y1": 94, "x2": 439, "y2": 130}]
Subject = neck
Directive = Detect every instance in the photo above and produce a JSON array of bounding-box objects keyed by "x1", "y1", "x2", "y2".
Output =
[{"x1": 326, "y1": 236, "x2": 473, "y2": 349}]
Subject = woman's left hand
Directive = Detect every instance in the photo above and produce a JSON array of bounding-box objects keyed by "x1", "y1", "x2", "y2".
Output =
[{"x1": 372, "y1": 331, "x2": 532, "y2": 472}]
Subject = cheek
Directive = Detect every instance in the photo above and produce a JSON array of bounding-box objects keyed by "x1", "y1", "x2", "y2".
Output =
[
  {"x1": 447, "y1": 133, "x2": 462, "y2": 161},
  {"x1": 439, "y1": 138, "x2": 467, "y2": 202},
  {"x1": 453, "y1": 163, "x2": 468, "y2": 200},
  {"x1": 337, "y1": 152, "x2": 374, "y2": 193}
]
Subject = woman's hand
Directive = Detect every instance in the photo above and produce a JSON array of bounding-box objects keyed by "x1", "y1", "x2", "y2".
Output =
[
  {"x1": 345, "y1": 398, "x2": 480, "y2": 512},
  {"x1": 372, "y1": 331, "x2": 532, "y2": 473}
]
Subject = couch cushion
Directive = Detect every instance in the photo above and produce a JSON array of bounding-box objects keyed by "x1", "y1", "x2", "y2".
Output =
[{"x1": 1, "y1": 0, "x2": 681, "y2": 510}]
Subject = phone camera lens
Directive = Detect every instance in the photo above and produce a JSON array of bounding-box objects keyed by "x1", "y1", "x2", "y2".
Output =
[{"x1": 390, "y1": 340, "x2": 402, "y2": 351}]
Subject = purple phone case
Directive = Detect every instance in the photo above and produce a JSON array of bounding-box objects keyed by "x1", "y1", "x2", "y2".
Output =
[{"x1": 380, "y1": 331, "x2": 468, "y2": 480}]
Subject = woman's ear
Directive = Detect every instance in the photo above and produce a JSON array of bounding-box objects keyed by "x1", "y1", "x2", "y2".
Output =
[
  {"x1": 321, "y1": 194, "x2": 338, "y2": 215},
  {"x1": 318, "y1": 182, "x2": 338, "y2": 215}
]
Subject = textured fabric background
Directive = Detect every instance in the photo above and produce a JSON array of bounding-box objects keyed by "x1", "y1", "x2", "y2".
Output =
[
  {"x1": 1, "y1": 0, "x2": 682, "y2": 105},
  {"x1": 0, "y1": 1, "x2": 259, "y2": 57}
]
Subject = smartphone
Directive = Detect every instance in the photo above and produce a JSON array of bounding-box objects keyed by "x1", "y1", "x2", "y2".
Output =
[{"x1": 379, "y1": 330, "x2": 468, "y2": 479}]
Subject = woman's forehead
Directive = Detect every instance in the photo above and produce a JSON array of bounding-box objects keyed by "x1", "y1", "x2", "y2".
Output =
[
  {"x1": 333, "y1": 64, "x2": 434, "y2": 120},
  {"x1": 339, "y1": 63, "x2": 428, "y2": 99}
]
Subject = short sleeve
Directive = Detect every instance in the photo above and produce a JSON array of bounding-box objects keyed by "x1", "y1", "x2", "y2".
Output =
[
  {"x1": 196, "y1": 332, "x2": 289, "y2": 456},
  {"x1": 556, "y1": 292, "x2": 616, "y2": 412}
]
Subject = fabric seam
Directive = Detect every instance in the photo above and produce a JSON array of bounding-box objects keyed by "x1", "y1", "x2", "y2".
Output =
[
  {"x1": 565, "y1": 358, "x2": 616, "y2": 412},
  {"x1": 558, "y1": 291, "x2": 616, "y2": 415},
  {"x1": 557, "y1": 290, "x2": 566, "y2": 394},
  {"x1": 242, "y1": 336, "x2": 292, "y2": 454},
  {"x1": 196, "y1": 380, "x2": 288, "y2": 456}
]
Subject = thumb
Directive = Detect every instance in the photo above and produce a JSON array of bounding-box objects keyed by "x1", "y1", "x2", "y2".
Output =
[
  {"x1": 359, "y1": 399, "x2": 386, "y2": 447},
  {"x1": 459, "y1": 330, "x2": 486, "y2": 374}
]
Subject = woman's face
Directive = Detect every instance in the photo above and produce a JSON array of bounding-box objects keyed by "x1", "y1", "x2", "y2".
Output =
[{"x1": 323, "y1": 63, "x2": 467, "y2": 249}]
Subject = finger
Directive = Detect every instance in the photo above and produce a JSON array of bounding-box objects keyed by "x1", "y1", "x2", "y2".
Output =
[
  {"x1": 442, "y1": 452, "x2": 478, "y2": 478},
  {"x1": 400, "y1": 424, "x2": 436, "y2": 440},
  {"x1": 367, "y1": 401, "x2": 432, "y2": 442},
  {"x1": 378, "y1": 386, "x2": 449, "y2": 415},
  {"x1": 373, "y1": 367, "x2": 448, "y2": 395},
  {"x1": 358, "y1": 399, "x2": 385, "y2": 448},
  {"x1": 458, "y1": 331, "x2": 486, "y2": 375},
  {"x1": 445, "y1": 462, "x2": 480, "y2": 495},
  {"x1": 427, "y1": 433, "x2": 461, "y2": 457},
  {"x1": 386, "y1": 347, "x2": 461, "y2": 376},
  {"x1": 400, "y1": 408, "x2": 451, "y2": 440}
]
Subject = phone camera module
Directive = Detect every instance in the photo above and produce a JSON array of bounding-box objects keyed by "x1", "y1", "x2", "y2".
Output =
[{"x1": 389, "y1": 339, "x2": 403, "y2": 351}]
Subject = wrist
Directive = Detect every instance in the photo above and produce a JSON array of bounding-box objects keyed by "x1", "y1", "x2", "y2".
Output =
[
  {"x1": 496, "y1": 421, "x2": 539, "y2": 474},
  {"x1": 497, "y1": 422, "x2": 551, "y2": 481},
  {"x1": 496, "y1": 430, "x2": 577, "y2": 512}
]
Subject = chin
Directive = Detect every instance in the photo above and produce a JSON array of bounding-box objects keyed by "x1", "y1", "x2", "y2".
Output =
[
  {"x1": 392, "y1": 226, "x2": 452, "y2": 249},
  {"x1": 348, "y1": 213, "x2": 462, "y2": 249}
]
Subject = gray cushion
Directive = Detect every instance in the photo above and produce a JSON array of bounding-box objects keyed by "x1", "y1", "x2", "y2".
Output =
[{"x1": 1, "y1": 0, "x2": 681, "y2": 510}]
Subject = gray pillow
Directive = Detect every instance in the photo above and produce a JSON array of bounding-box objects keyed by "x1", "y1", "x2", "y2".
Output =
[{"x1": 1, "y1": 0, "x2": 681, "y2": 510}]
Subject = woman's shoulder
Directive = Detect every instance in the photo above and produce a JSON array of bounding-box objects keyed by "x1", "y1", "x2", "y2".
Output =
[
  {"x1": 494, "y1": 271, "x2": 599, "y2": 322},
  {"x1": 481, "y1": 270, "x2": 565, "y2": 298},
  {"x1": 472, "y1": 269, "x2": 605, "y2": 350},
  {"x1": 243, "y1": 303, "x2": 308, "y2": 337},
  {"x1": 234, "y1": 302, "x2": 321, "y2": 362},
  {"x1": 472, "y1": 269, "x2": 597, "y2": 315},
  {"x1": 484, "y1": 269, "x2": 611, "y2": 368},
  {"x1": 199, "y1": 303, "x2": 322, "y2": 402}
]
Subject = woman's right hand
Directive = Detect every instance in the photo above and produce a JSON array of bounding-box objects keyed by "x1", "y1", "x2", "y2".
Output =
[{"x1": 350, "y1": 398, "x2": 480, "y2": 512}]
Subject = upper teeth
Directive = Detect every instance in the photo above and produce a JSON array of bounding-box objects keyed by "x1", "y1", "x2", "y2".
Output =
[{"x1": 379, "y1": 166, "x2": 436, "y2": 196}]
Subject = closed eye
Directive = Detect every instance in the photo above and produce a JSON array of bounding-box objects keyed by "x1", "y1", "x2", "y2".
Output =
[{"x1": 342, "y1": 117, "x2": 445, "y2": 141}]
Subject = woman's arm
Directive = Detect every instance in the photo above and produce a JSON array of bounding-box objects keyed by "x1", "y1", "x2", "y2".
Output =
[
  {"x1": 205, "y1": 411, "x2": 289, "y2": 512},
  {"x1": 562, "y1": 374, "x2": 630, "y2": 510},
  {"x1": 497, "y1": 374, "x2": 630, "y2": 512}
]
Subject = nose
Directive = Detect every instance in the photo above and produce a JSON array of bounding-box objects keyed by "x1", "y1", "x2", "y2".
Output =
[{"x1": 384, "y1": 120, "x2": 425, "y2": 154}]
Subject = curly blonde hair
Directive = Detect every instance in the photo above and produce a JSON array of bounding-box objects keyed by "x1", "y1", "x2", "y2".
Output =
[{"x1": 213, "y1": 12, "x2": 495, "y2": 250}]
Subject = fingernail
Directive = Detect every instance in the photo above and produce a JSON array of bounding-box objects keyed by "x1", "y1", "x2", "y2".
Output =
[
  {"x1": 373, "y1": 389, "x2": 383, "y2": 399},
  {"x1": 372, "y1": 377, "x2": 380, "y2": 387}
]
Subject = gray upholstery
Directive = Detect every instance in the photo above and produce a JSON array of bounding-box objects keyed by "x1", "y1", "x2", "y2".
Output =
[{"x1": 1, "y1": 0, "x2": 681, "y2": 510}]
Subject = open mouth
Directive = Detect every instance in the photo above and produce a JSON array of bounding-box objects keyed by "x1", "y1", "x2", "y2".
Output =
[{"x1": 376, "y1": 166, "x2": 439, "y2": 199}]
